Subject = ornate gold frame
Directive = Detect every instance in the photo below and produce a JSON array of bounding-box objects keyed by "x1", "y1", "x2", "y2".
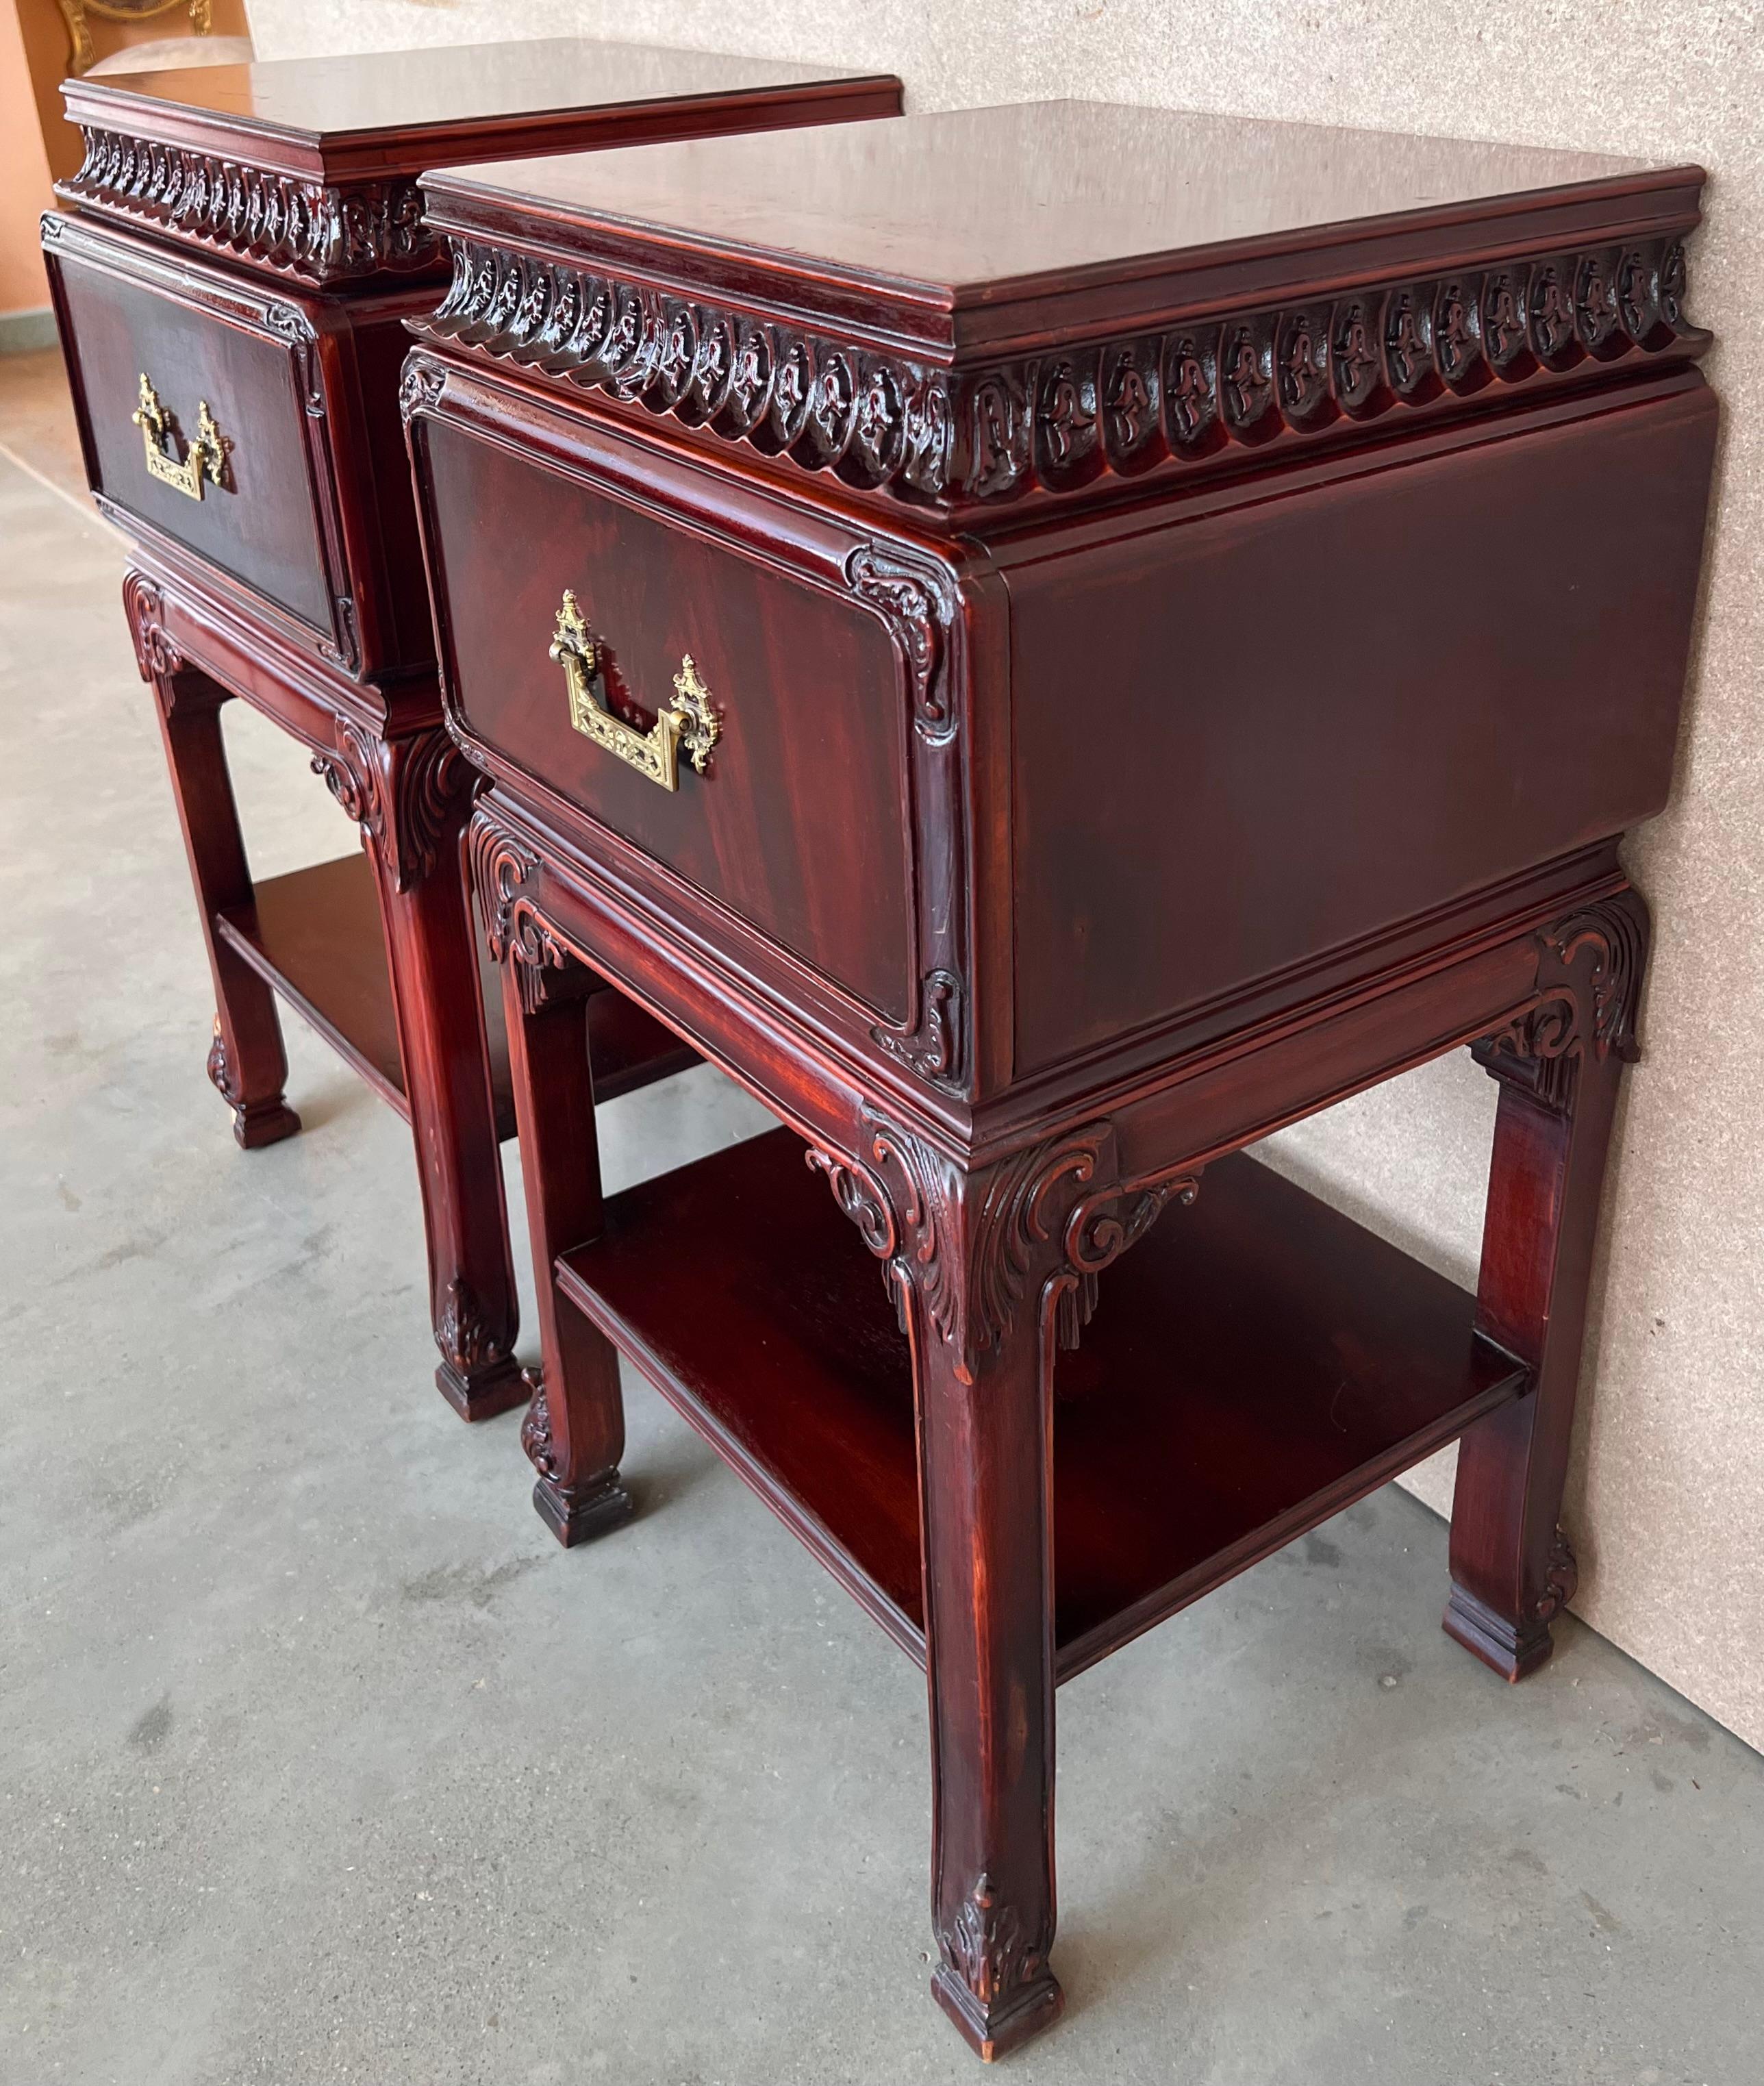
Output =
[{"x1": 56, "y1": 0, "x2": 211, "y2": 77}]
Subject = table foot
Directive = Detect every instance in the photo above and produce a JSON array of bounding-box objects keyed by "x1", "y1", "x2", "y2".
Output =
[
  {"x1": 522, "y1": 1371, "x2": 633, "y2": 1545},
  {"x1": 932, "y1": 1964, "x2": 1064, "y2": 2062},
  {"x1": 433, "y1": 1350, "x2": 528, "y2": 1423},
  {"x1": 1443, "y1": 1581, "x2": 1557, "y2": 1681},
  {"x1": 227, "y1": 1094, "x2": 302, "y2": 1150},
  {"x1": 207, "y1": 1022, "x2": 300, "y2": 1150}
]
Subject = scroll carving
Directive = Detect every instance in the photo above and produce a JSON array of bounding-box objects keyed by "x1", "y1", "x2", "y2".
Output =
[
  {"x1": 64, "y1": 129, "x2": 432, "y2": 286},
  {"x1": 310, "y1": 719, "x2": 383, "y2": 840},
  {"x1": 415, "y1": 235, "x2": 1707, "y2": 511},
  {"x1": 814, "y1": 1118, "x2": 1200, "y2": 1381},
  {"x1": 466, "y1": 813, "x2": 579, "y2": 1011},
  {"x1": 399, "y1": 359, "x2": 446, "y2": 425},
  {"x1": 313, "y1": 725, "x2": 475, "y2": 893},
  {"x1": 871, "y1": 970, "x2": 963, "y2": 1091},
  {"x1": 1534, "y1": 1527, "x2": 1578, "y2": 1625},
  {"x1": 1473, "y1": 894, "x2": 1648, "y2": 1111},
  {"x1": 122, "y1": 570, "x2": 184, "y2": 681},
  {"x1": 844, "y1": 542, "x2": 959, "y2": 741}
]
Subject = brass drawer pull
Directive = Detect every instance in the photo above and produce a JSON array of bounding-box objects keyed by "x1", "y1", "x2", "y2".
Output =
[
  {"x1": 131, "y1": 373, "x2": 228, "y2": 502},
  {"x1": 551, "y1": 590, "x2": 718, "y2": 792}
]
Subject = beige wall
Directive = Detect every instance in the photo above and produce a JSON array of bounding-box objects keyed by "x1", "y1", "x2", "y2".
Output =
[
  {"x1": 0, "y1": 0, "x2": 55, "y2": 313},
  {"x1": 249, "y1": 0, "x2": 1764, "y2": 1752}
]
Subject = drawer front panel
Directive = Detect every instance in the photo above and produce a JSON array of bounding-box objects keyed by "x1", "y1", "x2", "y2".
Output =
[
  {"x1": 1007, "y1": 376, "x2": 1718, "y2": 1075},
  {"x1": 424, "y1": 420, "x2": 915, "y2": 1026},
  {"x1": 53, "y1": 249, "x2": 336, "y2": 637}
]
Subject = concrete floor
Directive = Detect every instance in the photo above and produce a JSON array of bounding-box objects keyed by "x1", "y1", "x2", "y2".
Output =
[{"x1": 1, "y1": 399, "x2": 1761, "y2": 2086}]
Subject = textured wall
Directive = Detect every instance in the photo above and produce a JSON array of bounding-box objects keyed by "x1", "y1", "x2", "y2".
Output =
[{"x1": 246, "y1": 0, "x2": 1764, "y2": 1750}]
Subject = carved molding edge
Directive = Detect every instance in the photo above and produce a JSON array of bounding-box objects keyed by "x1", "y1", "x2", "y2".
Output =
[
  {"x1": 1472, "y1": 894, "x2": 1648, "y2": 1110},
  {"x1": 415, "y1": 234, "x2": 1708, "y2": 510},
  {"x1": 811, "y1": 1118, "x2": 1201, "y2": 1379},
  {"x1": 65, "y1": 128, "x2": 433, "y2": 286},
  {"x1": 312, "y1": 722, "x2": 476, "y2": 893}
]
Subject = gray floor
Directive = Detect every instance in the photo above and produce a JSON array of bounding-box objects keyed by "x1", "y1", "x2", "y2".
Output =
[{"x1": 2, "y1": 449, "x2": 1760, "y2": 2086}]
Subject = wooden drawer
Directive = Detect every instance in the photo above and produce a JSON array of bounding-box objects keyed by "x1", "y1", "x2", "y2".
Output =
[
  {"x1": 44, "y1": 215, "x2": 360, "y2": 675},
  {"x1": 419, "y1": 415, "x2": 917, "y2": 1029}
]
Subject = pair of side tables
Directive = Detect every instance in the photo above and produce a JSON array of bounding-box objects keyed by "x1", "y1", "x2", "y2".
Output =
[{"x1": 44, "y1": 51, "x2": 1717, "y2": 2061}]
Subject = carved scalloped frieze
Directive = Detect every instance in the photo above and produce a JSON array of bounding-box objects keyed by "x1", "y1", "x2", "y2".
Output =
[
  {"x1": 65, "y1": 127, "x2": 433, "y2": 286},
  {"x1": 415, "y1": 234, "x2": 1708, "y2": 511}
]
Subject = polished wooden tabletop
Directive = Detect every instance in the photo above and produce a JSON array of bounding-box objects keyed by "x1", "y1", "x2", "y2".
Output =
[
  {"x1": 66, "y1": 36, "x2": 888, "y2": 142},
  {"x1": 433, "y1": 99, "x2": 1679, "y2": 303}
]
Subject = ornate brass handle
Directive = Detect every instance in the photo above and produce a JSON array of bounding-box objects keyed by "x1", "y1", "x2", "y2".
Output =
[
  {"x1": 131, "y1": 373, "x2": 228, "y2": 501},
  {"x1": 550, "y1": 590, "x2": 718, "y2": 792}
]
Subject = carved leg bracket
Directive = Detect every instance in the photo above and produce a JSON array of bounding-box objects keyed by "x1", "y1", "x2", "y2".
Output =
[
  {"x1": 130, "y1": 577, "x2": 302, "y2": 1156},
  {"x1": 471, "y1": 813, "x2": 635, "y2": 1543},
  {"x1": 319, "y1": 721, "x2": 524, "y2": 1420},
  {"x1": 1446, "y1": 890, "x2": 1646, "y2": 1680},
  {"x1": 807, "y1": 1112, "x2": 1200, "y2": 2059}
]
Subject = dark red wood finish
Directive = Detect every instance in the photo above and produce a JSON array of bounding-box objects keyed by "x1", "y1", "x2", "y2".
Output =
[
  {"x1": 405, "y1": 106, "x2": 1717, "y2": 2057},
  {"x1": 40, "y1": 46, "x2": 903, "y2": 1418}
]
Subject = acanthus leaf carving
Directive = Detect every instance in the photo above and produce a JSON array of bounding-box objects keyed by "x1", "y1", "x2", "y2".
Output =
[
  {"x1": 310, "y1": 718, "x2": 383, "y2": 841},
  {"x1": 945, "y1": 1872, "x2": 1046, "y2": 2015},
  {"x1": 386, "y1": 729, "x2": 477, "y2": 894},
  {"x1": 520, "y1": 1374, "x2": 560, "y2": 1481},
  {"x1": 436, "y1": 1277, "x2": 499, "y2": 1377},
  {"x1": 816, "y1": 1118, "x2": 1207, "y2": 1378}
]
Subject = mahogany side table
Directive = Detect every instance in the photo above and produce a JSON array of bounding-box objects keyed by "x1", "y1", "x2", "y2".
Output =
[
  {"x1": 403, "y1": 105, "x2": 1717, "y2": 2052},
  {"x1": 39, "y1": 42, "x2": 902, "y2": 1421}
]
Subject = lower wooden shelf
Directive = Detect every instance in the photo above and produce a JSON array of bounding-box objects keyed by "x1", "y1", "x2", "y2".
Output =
[
  {"x1": 214, "y1": 851, "x2": 698, "y2": 1137},
  {"x1": 556, "y1": 1127, "x2": 1528, "y2": 1682}
]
